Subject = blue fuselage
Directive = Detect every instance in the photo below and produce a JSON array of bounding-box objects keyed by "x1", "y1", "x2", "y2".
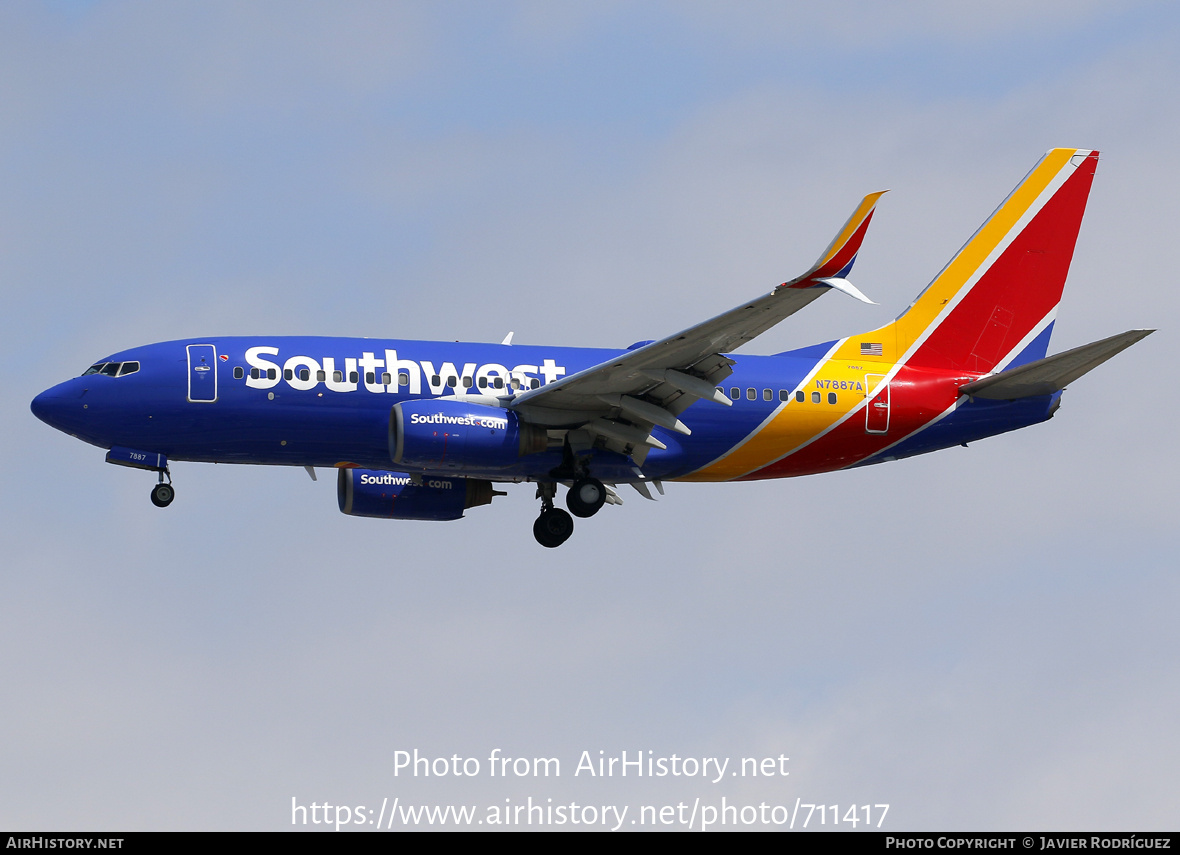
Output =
[{"x1": 31, "y1": 336, "x2": 1057, "y2": 485}]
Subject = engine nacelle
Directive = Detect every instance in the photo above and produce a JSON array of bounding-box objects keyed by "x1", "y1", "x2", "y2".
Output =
[
  {"x1": 337, "y1": 468, "x2": 498, "y2": 521},
  {"x1": 390, "y1": 399, "x2": 547, "y2": 473}
]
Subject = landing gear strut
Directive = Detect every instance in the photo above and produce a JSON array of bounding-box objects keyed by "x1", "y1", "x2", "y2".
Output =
[
  {"x1": 566, "y1": 477, "x2": 606, "y2": 518},
  {"x1": 150, "y1": 469, "x2": 174, "y2": 508},
  {"x1": 533, "y1": 482, "x2": 573, "y2": 548}
]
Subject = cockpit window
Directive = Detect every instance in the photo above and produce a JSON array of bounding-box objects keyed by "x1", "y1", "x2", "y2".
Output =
[{"x1": 82, "y1": 361, "x2": 141, "y2": 378}]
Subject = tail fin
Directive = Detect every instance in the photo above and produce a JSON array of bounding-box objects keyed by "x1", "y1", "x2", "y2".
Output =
[{"x1": 857, "y1": 148, "x2": 1099, "y2": 373}]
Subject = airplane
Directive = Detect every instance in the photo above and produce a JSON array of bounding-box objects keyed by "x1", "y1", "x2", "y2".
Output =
[{"x1": 31, "y1": 148, "x2": 1152, "y2": 547}]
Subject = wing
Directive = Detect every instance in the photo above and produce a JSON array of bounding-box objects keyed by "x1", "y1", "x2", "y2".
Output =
[{"x1": 507, "y1": 191, "x2": 887, "y2": 463}]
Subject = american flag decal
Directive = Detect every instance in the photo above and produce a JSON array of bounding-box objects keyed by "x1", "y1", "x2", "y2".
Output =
[{"x1": 860, "y1": 342, "x2": 883, "y2": 356}]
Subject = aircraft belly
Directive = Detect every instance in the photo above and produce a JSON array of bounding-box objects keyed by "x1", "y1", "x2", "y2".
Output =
[
  {"x1": 850, "y1": 393, "x2": 1060, "y2": 466},
  {"x1": 155, "y1": 399, "x2": 392, "y2": 467}
]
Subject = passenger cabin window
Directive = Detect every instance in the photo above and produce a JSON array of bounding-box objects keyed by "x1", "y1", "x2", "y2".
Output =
[
  {"x1": 366, "y1": 372, "x2": 376, "y2": 384},
  {"x1": 251, "y1": 368, "x2": 260, "y2": 380},
  {"x1": 284, "y1": 369, "x2": 293, "y2": 381},
  {"x1": 317, "y1": 370, "x2": 327, "y2": 382},
  {"x1": 779, "y1": 390, "x2": 789, "y2": 402},
  {"x1": 446, "y1": 376, "x2": 456, "y2": 387},
  {"x1": 479, "y1": 377, "x2": 488, "y2": 388},
  {"x1": 827, "y1": 392, "x2": 837, "y2": 404},
  {"x1": 267, "y1": 368, "x2": 277, "y2": 380},
  {"x1": 763, "y1": 389, "x2": 772, "y2": 401},
  {"x1": 811, "y1": 391, "x2": 821, "y2": 403},
  {"x1": 398, "y1": 373, "x2": 409, "y2": 387},
  {"x1": 746, "y1": 388, "x2": 756, "y2": 400},
  {"x1": 381, "y1": 372, "x2": 392, "y2": 385},
  {"x1": 493, "y1": 377, "x2": 504, "y2": 389},
  {"x1": 333, "y1": 371, "x2": 343, "y2": 383},
  {"x1": 233, "y1": 367, "x2": 244, "y2": 380},
  {"x1": 349, "y1": 371, "x2": 359, "y2": 383},
  {"x1": 730, "y1": 387, "x2": 740, "y2": 400},
  {"x1": 796, "y1": 391, "x2": 805, "y2": 403}
]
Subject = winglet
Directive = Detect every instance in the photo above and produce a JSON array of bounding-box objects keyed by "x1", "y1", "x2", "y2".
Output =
[{"x1": 783, "y1": 190, "x2": 888, "y2": 289}]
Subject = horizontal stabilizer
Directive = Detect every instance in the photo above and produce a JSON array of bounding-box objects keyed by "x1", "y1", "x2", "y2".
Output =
[{"x1": 960, "y1": 329, "x2": 1153, "y2": 400}]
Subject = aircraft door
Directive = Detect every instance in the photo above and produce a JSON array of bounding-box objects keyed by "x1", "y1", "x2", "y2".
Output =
[
  {"x1": 187, "y1": 344, "x2": 218, "y2": 403},
  {"x1": 865, "y1": 373, "x2": 889, "y2": 434}
]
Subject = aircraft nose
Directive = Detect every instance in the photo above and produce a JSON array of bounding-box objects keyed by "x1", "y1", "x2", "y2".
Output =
[{"x1": 31, "y1": 381, "x2": 85, "y2": 432}]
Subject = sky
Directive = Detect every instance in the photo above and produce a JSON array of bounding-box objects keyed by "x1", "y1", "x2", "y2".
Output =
[{"x1": 2, "y1": 0, "x2": 1178, "y2": 831}]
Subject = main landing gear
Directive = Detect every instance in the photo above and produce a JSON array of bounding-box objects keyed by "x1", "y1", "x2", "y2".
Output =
[
  {"x1": 532, "y1": 476, "x2": 607, "y2": 547},
  {"x1": 150, "y1": 470, "x2": 175, "y2": 508},
  {"x1": 534, "y1": 506, "x2": 574, "y2": 548},
  {"x1": 565, "y1": 477, "x2": 606, "y2": 518},
  {"x1": 533, "y1": 482, "x2": 572, "y2": 548}
]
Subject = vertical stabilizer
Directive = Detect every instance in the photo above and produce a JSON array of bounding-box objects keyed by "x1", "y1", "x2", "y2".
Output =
[{"x1": 858, "y1": 148, "x2": 1099, "y2": 373}]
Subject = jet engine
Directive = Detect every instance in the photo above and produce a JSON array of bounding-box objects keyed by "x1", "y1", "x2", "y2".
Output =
[
  {"x1": 390, "y1": 399, "x2": 547, "y2": 472},
  {"x1": 337, "y1": 468, "x2": 499, "y2": 521}
]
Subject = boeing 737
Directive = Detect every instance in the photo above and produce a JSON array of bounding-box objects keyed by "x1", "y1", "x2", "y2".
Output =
[{"x1": 31, "y1": 148, "x2": 1151, "y2": 547}]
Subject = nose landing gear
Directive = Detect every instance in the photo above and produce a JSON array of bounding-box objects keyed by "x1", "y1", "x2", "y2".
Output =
[
  {"x1": 150, "y1": 470, "x2": 174, "y2": 508},
  {"x1": 103, "y1": 447, "x2": 175, "y2": 508}
]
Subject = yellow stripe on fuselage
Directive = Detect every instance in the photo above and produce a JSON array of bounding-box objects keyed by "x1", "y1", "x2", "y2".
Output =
[{"x1": 685, "y1": 351, "x2": 874, "y2": 482}]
